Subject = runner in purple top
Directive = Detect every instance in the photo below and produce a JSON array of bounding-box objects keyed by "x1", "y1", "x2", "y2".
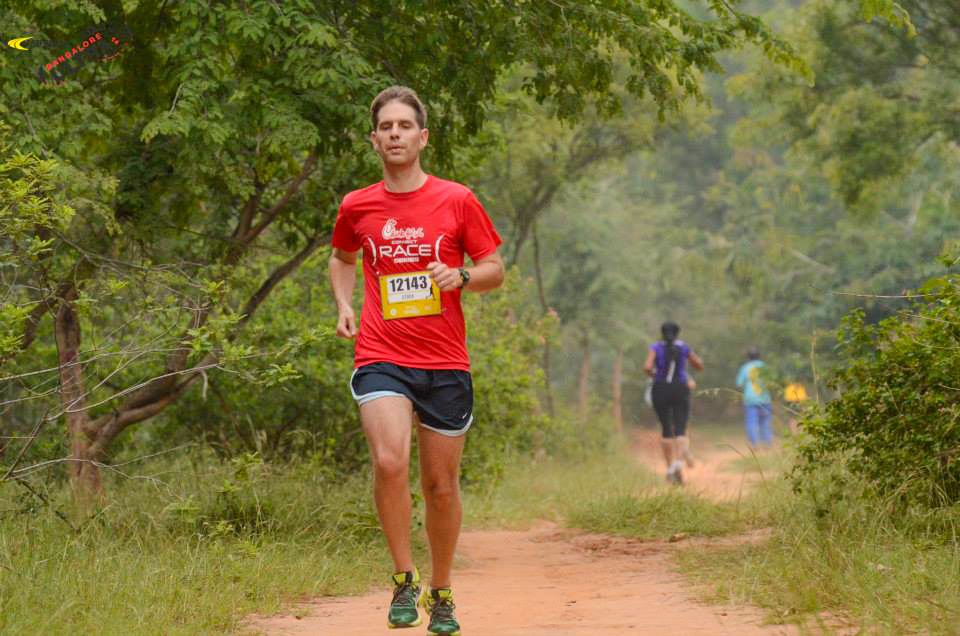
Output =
[
  {"x1": 643, "y1": 322, "x2": 704, "y2": 484},
  {"x1": 649, "y1": 339, "x2": 692, "y2": 384}
]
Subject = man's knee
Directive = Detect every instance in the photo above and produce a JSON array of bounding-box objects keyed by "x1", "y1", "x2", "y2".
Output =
[
  {"x1": 421, "y1": 476, "x2": 458, "y2": 507},
  {"x1": 373, "y1": 453, "x2": 409, "y2": 482}
]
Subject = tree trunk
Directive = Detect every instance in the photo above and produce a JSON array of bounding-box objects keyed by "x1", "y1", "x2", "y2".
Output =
[
  {"x1": 612, "y1": 346, "x2": 624, "y2": 434},
  {"x1": 578, "y1": 330, "x2": 590, "y2": 421},
  {"x1": 12, "y1": 155, "x2": 323, "y2": 501},
  {"x1": 53, "y1": 295, "x2": 102, "y2": 498},
  {"x1": 905, "y1": 189, "x2": 922, "y2": 236},
  {"x1": 531, "y1": 221, "x2": 555, "y2": 417}
]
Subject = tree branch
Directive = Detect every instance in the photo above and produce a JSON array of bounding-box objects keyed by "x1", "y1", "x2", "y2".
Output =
[
  {"x1": 237, "y1": 230, "x2": 330, "y2": 328},
  {"x1": 240, "y1": 152, "x2": 319, "y2": 249},
  {"x1": 3, "y1": 258, "x2": 97, "y2": 366},
  {"x1": 87, "y1": 231, "x2": 330, "y2": 448}
]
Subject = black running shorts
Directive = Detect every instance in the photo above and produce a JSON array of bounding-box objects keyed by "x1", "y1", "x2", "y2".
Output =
[
  {"x1": 651, "y1": 381, "x2": 690, "y2": 438},
  {"x1": 350, "y1": 362, "x2": 474, "y2": 436}
]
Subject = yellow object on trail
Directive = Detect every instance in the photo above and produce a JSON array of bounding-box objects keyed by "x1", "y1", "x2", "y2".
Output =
[{"x1": 784, "y1": 383, "x2": 808, "y2": 402}]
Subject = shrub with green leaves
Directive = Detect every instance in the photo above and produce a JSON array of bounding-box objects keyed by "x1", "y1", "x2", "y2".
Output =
[
  {"x1": 460, "y1": 273, "x2": 557, "y2": 484},
  {"x1": 796, "y1": 262, "x2": 960, "y2": 507}
]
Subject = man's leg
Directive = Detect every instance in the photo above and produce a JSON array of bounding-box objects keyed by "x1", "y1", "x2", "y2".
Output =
[
  {"x1": 416, "y1": 423, "x2": 466, "y2": 589},
  {"x1": 759, "y1": 404, "x2": 774, "y2": 446},
  {"x1": 744, "y1": 405, "x2": 759, "y2": 448},
  {"x1": 360, "y1": 396, "x2": 416, "y2": 573}
]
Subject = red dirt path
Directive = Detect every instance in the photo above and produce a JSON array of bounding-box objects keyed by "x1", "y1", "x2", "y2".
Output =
[{"x1": 246, "y1": 430, "x2": 805, "y2": 635}]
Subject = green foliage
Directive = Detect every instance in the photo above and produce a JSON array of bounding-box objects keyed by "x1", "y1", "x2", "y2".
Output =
[
  {"x1": 502, "y1": 4, "x2": 960, "y2": 408},
  {"x1": 143, "y1": 249, "x2": 364, "y2": 469},
  {"x1": 0, "y1": 133, "x2": 73, "y2": 359},
  {"x1": 568, "y1": 490, "x2": 747, "y2": 539},
  {"x1": 0, "y1": 451, "x2": 405, "y2": 635},
  {"x1": 736, "y1": 1, "x2": 950, "y2": 210},
  {"x1": 857, "y1": 0, "x2": 915, "y2": 34},
  {"x1": 452, "y1": 272, "x2": 556, "y2": 483},
  {"x1": 685, "y1": 453, "x2": 960, "y2": 634},
  {"x1": 0, "y1": 0, "x2": 797, "y2": 478},
  {"x1": 796, "y1": 266, "x2": 960, "y2": 507}
]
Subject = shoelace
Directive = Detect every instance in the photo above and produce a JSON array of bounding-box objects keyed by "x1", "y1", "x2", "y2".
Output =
[
  {"x1": 392, "y1": 580, "x2": 417, "y2": 607},
  {"x1": 430, "y1": 595, "x2": 456, "y2": 621}
]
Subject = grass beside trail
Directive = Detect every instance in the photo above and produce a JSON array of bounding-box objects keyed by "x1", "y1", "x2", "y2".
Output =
[
  {"x1": 9, "y1": 431, "x2": 957, "y2": 635},
  {"x1": 465, "y1": 434, "x2": 775, "y2": 540},
  {"x1": 0, "y1": 454, "x2": 415, "y2": 636},
  {"x1": 674, "y1": 451, "x2": 960, "y2": 635},
  {"x1": 477, "y1": 432, "x2": 960, "y2": 635},
  {"x1": 1, "y1": 433, "x2": 742, "y2": 636}
]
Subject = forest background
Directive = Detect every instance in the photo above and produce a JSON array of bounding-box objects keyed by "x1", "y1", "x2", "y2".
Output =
[{"x1": 2, "y1": 0, "x2": 959, "y2": 634}]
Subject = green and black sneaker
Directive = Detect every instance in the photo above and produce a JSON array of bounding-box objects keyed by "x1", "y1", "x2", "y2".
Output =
[
  {"x1": 387, "y1": 568, "x2": 424, "y2": 629},
  {"x1": 424, "y1": 588, "x2": 461, "y2": 636}
]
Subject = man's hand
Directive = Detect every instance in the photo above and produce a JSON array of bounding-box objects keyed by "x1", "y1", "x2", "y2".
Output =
[
  {"x1": 426, "y1": 261, "x2": 463, "y2": 292},
  {"x1": 336, "y1": 306, "x2": 358, "y2": 339},
  {"x1": 330, "y1": 248, "x2": 359, "y2": 339}
]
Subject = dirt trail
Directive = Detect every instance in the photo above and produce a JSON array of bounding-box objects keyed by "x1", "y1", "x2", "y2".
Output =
[
  {"x1": 630, "y1": 429, "x2": 768, "y2": 500},
  {"x1": 247, "y1": 431, "x2": 796, "y2": 636}
]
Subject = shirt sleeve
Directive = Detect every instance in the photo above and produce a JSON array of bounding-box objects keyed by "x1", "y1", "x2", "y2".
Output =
[
  {"x1": 331, "y1": 200, "x2": 362, "y2": 252},
  {"x1": 736, "y1": 365, "x2": 746, "y2": 388},
  {"x1": 460, "y1": 191, "x2": 502, "y2": 262}
]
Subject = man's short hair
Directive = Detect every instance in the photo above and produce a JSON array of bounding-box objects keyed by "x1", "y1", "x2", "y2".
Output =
[{"x1": 370, "y1": 86, "x2": 427, "y2": 130}]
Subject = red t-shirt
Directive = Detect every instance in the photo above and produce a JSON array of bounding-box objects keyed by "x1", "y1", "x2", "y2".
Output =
[{"x1": 332, "y1": 175, "x2": 502, "y2": 371}]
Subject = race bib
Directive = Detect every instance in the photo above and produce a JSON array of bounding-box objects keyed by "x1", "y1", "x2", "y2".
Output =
[{"x1": 380, "y1": 271, "x2": 441, "y2": 320}]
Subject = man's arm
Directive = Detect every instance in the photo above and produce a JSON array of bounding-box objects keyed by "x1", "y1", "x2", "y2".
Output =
[
  {"x1": 427, "y1": 249, "x2": 505, "y2": 293},
  {"x1": 329, "y1": 247, "x2": 359, "y2": 339}
]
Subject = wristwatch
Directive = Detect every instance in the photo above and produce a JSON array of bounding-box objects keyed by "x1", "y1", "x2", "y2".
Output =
[{"x1": 458, "y1": 267, "x2": 470, "y2": 289}]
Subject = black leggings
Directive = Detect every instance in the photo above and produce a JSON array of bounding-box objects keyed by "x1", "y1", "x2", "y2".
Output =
[{"x1": 651, "y1": 382, "x2": 690, "y2": 438}]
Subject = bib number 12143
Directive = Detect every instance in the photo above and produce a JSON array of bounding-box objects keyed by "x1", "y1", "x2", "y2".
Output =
[{"x1": 380, "y1": 271, "x2": 441, "y2": 320}]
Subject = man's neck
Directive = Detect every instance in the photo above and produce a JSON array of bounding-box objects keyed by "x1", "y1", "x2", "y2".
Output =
[{"x1": 383, "y1": 162, "x2": 428, "y2": 193}]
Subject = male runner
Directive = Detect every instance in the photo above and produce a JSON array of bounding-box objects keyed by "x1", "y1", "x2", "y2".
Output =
[
  {"x1": 736, "y1": 347, "x2": 773, "y2": 448},
  {"x1": 329, "y1": 86, "x2": 504, "y2": 635}
]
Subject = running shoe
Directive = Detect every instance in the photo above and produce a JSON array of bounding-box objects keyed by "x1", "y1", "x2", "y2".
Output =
[
  {"x1": 683, "y1": 449, "x2": 696, "y2": 468},
  {"x1": 388, "y1": 568, "x2": 424, "y2": 629},
  {"x1": 424, "y1": 587, "x2": 461, "y2": 635},
  {"x1": 667, "y1": 462, "x2": 684, "y2": 485}
]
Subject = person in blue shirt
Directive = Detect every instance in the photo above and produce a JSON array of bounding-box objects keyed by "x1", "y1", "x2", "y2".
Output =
[
  {"x1": 643, "y1": 322, "x2": 704, "y2": 484},
  {"x1": 735, "y1": 347, "x2": 773, "y2": 447}
]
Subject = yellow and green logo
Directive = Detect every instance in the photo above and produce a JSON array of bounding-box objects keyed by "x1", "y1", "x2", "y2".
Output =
[
  {"x1": 7, "y1": 36, "x2": 74, "y2": 51},
  {"x1": 8, "y1": 37, "x2": 35, "y2": 50}
]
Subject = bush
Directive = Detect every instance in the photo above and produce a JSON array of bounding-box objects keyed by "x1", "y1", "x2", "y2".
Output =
[
  {"x1": 459, "y1": 272, "x2": 557, "y2": 484},
  {"x1": 796, "y1": 267, "x2": 960, "y2": 508}
]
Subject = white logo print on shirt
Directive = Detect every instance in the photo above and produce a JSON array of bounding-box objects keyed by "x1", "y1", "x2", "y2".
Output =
[
  {"x1": 377, "y1": 218, "x2": 431, "y2": 263},
  {"x1": 382, "y1": 218, "x2": 425, "y2": 241}
]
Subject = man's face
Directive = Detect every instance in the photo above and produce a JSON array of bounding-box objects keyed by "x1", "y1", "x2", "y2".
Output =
[{"x1": 370, "y1": 100, "x2": 429, "y2": 167}]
